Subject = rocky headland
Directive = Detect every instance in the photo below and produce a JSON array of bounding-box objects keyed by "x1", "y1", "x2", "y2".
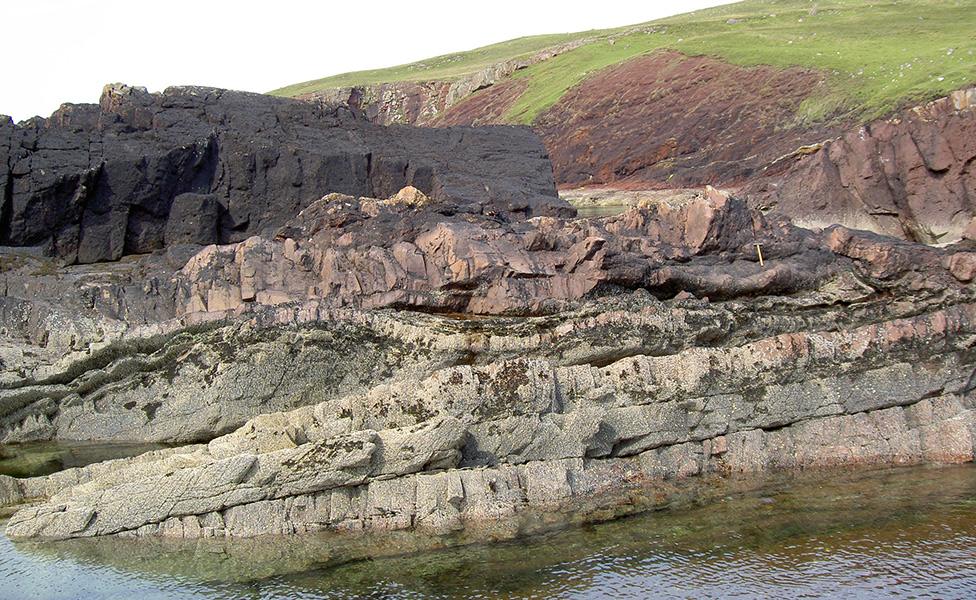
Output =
[
  {"x1": 0, "y1": 85, "x2": 975, "y2": 546},
  {"x1": 0, "y1": 83, "x2": 567, "y2": 265}
]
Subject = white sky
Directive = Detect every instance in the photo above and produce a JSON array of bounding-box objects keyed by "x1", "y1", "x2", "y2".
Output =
[{"x1": 1, "y1": 0, "x2": 734, "y2": 121}]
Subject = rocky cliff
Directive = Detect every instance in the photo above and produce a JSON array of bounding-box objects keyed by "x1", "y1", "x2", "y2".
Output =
[
  {"x1": 0, "y1": 84, "x2": 568, "y2": 265},
  {"x1": 2, "y1": 179, "x2": 975, "y2": 540},
  {"x1": 302, "y1": 50, "x2": 841, "y2": 191},
  {"x1": 294, "y1": 51, "x2": 976, "y2": 245},
  {"x1": 748, "y1": 88, "x2": 976, "y2": 244},
  {"x1": 1, "y1": 84, "x2": 975, "y2": 545}
]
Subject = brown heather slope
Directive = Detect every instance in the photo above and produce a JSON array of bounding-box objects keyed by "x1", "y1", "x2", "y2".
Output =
[{"x1": 440, "y1": 51, "x2": 841, "y2": 189}]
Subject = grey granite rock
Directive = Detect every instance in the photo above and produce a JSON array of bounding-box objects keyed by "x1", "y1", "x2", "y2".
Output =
[{"x1": 5, "y1": 303, "x2": 975, "y2": 540}]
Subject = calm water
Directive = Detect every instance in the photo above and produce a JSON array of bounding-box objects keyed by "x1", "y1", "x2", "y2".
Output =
[
  {"x1": 0, "y1": 441, "x2": 171, "y2": 478},
  {"x1": 3, "y1": 464, "x2": 976, "y2": 599},
  {"x1": 573, "y1": 204, "x2": 629, "y2": 218}
]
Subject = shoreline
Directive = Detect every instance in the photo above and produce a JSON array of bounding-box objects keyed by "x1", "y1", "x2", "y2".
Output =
[{"x1": 4, "y1": 463, "x2": 974, "y2": 586}]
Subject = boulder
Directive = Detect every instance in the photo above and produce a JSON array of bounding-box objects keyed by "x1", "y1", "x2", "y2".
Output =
[
  {"x1": 385, "y1": 185, "x2": 431, "y2": 208},
  {"x1": 948, "y1": 252, "x2": 976, "y2": 282}
]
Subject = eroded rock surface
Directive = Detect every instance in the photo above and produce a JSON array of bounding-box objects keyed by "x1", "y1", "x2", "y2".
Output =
[
  {"x1": 0, "y1": 84, "x2": 568, "y2": 264},
  {"x1": 302, "y1": 45, "x2": 976, "y2": 245},
  {"x1": 443, "y1": 51, "x2": 836, "y2": 190},
  {"x1": 748, "y1": 87, "x2": 976, "y2": 243},
  {"x1": 2, "y1": 181, "x2": 975, "y2": 540},
  {"x1": 4, "y1": 183, "x2": 973, "y2": 444},
  {"x1": 4, "y1": 301, "x2": 975, "y2": 540},
  {"x1": 2, "y1": 84, "x2": 975, "y2": 545},
  {"x1": 295, "y1": 38, "x2": 591, "y2": 126}
]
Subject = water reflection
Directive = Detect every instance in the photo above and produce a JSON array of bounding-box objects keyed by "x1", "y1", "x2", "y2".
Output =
[
  {"x1": 3, "y1": 465, "x2": 976, "y2": 599},
  {"x1": 0, "y1": 441, "x2": 171, "y2": 478}
]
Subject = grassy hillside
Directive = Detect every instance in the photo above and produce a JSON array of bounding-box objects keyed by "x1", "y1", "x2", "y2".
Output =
[
  {"x1": 273, "y1": 0, "x2": 976, "y2": 125},
  {"x1": 269, "y1": 32, "x2": 591, "y2": 97}
]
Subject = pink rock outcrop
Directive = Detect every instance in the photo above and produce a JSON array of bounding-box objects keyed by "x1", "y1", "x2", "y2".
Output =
[
  {"x1": 174, "y1": 188, "x2": 969, "y2": 318},
  {"x1": 749, "y1": 87, "x2": 976, "y2": 243}
]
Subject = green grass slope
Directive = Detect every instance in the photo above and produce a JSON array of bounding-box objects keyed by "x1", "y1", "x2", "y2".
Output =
[
  {"x1": 269, "y1": 32, "x2": 590, "y2": 97},
  {"x1": 273, "y1": 0, "x2": 976, "y2": 126}
]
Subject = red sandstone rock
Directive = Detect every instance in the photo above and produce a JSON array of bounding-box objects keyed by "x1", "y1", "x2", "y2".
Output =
[
  {"x1": 948, "y1": 252, "x2": 976, "y2": 282},
  {"x1": 175, "y1": 190, "x2": 969, "y2": 317},
  {"x1": 962, "y1": 218, "x2": 976, "y2": 241},
  {"x1": 749, "y1": 88, "x2": 976, "y2": 243}
]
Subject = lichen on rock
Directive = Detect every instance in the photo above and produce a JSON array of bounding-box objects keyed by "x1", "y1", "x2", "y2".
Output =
[{"x1": 1, "y1": 84, "x2": 975, "y2": 547}]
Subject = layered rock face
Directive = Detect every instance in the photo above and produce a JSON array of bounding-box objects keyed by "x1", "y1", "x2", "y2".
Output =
[
  {"x1": 313, "y1": 50, "x2": 840, "y2": 191},
  {"x1": 7, "y1": 185, "x2": 968, "y2": 443},
  {"x1": 0, "y1": 84, "x2": 567, "y2": 264},
  {"x1": 176, "y1": 188, "x2": 837, "y2": 316},
  {"x1": 3, "y1": 296, "x2": 975, "y2": 540},
  {"x1": 2, "y1": 84, "x2": 975, "y2": 544},
  {"x1": 749, "y1": 88, "x2": 976, "y2": 244},
  {"x1": 2, "y1": 181, "x2": 975, "y2": 540}
]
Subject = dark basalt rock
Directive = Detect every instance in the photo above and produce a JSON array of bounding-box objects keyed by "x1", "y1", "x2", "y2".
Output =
[
  {"x1": 164, "y1": 193, "x2": 220, "y2": 246},
  {"x1": 0, "y1": 84, "x2": 570, "y2": 264}
]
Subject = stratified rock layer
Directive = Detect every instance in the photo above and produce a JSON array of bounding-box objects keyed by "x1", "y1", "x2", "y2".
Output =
[
  {"x1": 2, "y1": 185, "x2": 974, "y2": 444},
  {"x1": 2, "y1": 84, "x2": 975, "y2": 545},
  {"x1": 4, "y1": 301, "x2": 975, "y2": 540},
  {"x1": 2, "y1": 181, "x2": 975, "y2": 541}
]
